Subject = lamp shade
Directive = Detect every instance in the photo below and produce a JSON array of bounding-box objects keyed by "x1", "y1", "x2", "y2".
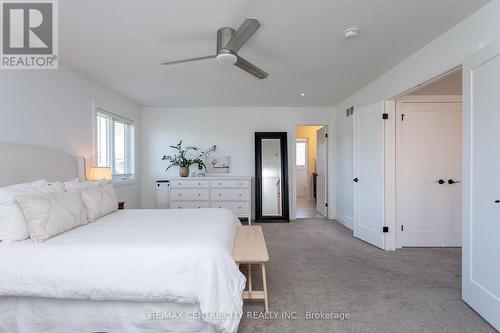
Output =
[{"x1": 89, "y1": 167, "x2": 112, "y2": 181}]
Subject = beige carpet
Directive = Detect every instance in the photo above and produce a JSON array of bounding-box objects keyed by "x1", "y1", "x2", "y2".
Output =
[{"x1": 237, "y1": 219, "x2": 495, "y2": 333}]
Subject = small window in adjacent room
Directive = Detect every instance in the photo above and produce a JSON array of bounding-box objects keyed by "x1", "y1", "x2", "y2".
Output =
[
  {"x1": 296, "y1": 140, "x2": 307, "y2": 168},
  {"x1": 95, "y1": 109, "x2": 134, "y2": 180}
]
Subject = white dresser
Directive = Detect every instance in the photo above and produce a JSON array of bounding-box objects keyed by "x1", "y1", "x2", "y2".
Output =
[{"x1": 169, "y1": 176, "x2": 252, "y2": 221}]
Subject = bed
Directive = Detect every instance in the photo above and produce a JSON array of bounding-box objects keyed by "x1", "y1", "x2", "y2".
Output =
[{"x1": 0, "y1": 143, "x2": 246, "y2": 333}]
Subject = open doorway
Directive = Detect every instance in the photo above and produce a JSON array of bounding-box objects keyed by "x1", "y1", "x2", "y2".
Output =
[
  {"x1": 295, "y1": 125, "x2": 328, "y2": 219},
  {"x1": 395, "y1": 69, "x2": 462, "y2": 248}
]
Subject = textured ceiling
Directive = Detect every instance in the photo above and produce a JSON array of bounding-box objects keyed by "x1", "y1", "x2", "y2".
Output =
[{"x1": 59, "y1": 0, "x2": 489, "y2": 106}]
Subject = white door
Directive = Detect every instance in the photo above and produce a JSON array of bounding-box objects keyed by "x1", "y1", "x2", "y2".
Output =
[
  {"x1": 353, "y1": 102, "x2": 387, "y2": 249},
  {"x1": 396, "y1": 100, "x2": 462, "y2": 247},
  {"x1": 444, "y1": 102, "x2": 463, "y2": 246},
  {"x1": 316, "y1": 127, "x2": 327, "y2": 217},
  {"x1": 462, "y1": 39, "x2": 500, "y2": 330}
]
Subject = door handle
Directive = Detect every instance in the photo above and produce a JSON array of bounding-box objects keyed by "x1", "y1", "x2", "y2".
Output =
[
  {"x1": 353, "y1": 178, "x2": 359, "y2": 183},
  {"x1": 437, "y1": 179, "x2": 445, "y2": 184},
  {"x1": 495, "y1": 200, "x2": 500, "y2": 204},
  {"x1": 448, "y1": 179, "x2": 461, "y2": 185}
]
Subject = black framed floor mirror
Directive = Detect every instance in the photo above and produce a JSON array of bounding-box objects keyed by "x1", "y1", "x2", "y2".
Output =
[{"x1": 255, "y1": 132, "x2": 289, "y2": 222}]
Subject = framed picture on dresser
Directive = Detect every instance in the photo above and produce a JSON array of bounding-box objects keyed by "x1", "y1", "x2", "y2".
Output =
[{"x1": 205, "y1": 156, "x2": 230, "y2": 174}]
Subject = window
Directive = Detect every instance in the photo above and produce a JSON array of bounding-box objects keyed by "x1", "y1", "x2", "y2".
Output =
[
  {"x1": 96, "y1": 109, "x2": 134, "y2": 179},
  {"x1": 296, "y1": 140, "x2": 307, "y2": 168}
]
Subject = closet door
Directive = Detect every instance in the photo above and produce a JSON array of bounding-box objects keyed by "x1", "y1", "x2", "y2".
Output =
[
  {"x1": 444, "y1": 102, "x2": 462, "y2": 246},
  {"x1": 397, "y1": 102, "x2": 447, "y2": 247}
]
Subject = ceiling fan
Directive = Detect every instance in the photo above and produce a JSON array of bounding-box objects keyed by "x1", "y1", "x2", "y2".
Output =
[{"x1": 161, "y1": 18, "x2": 269, "y2": 79}]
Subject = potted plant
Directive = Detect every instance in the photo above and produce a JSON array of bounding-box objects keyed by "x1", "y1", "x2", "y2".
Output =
[{"x1": 162, "y1": 141, "x2": 217, "y2": 177}]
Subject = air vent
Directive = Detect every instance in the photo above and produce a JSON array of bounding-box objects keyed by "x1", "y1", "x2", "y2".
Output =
[{"x1": 346, "y1": 106, "x2": 354, "y2": 117}]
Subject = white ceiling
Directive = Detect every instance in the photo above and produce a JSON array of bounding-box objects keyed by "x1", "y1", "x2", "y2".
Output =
[{"x1": 59, "y1": 0, "x2": 489, "y2": 107}]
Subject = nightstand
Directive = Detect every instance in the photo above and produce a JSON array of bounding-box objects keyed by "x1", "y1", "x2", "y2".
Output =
[{"x1": 118, "y1": 202, "x2": 125, "y2": 210}]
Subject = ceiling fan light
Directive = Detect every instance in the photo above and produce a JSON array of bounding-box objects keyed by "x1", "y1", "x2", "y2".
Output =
[{"x1": 216, "y1": 53, "x2": 237, "y2": 65}]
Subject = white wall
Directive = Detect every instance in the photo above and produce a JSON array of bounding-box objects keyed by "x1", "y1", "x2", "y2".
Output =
[
  {"x1": 0, "y1": 65, "x2": 142, "y2": 208},
  {"x1": 140, "y1": 107, "x2": 336, "y2": 219},
  {"x1": 334, "y1": 0, "x2": 500, "y2": 228}
]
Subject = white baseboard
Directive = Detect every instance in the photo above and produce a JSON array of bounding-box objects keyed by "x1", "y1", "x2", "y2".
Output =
[{"x1": 335, "y1": 213, "x2": 354, "y2": 230}]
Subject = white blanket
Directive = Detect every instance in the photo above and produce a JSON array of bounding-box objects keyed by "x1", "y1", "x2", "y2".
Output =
[{"x1": 0, "y1": 208, "x2": 245, "y2": 333}]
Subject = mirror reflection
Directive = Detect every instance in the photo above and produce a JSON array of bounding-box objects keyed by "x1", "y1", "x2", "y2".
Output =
[{"x1": 261, "y1": 139, "x2": 282, "y2": 216}]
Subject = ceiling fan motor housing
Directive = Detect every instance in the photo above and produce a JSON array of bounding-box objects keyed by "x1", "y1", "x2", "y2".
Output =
[
  {"x1": 217, "y1": 27, "x2": 236, "y2": 52},
  {"x1": 216, "y1": 27, "x2": 237, "y2": 64}
]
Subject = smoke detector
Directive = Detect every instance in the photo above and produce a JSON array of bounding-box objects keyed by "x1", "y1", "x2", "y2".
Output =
[{"x1": 344, "y1": 28, "x2": 359, "y2": 39}]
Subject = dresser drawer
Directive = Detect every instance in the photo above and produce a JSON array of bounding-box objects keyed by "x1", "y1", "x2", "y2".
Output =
[
  {"x1": 171, "y1": 201, "x2": 210, "y2": 209},
  {"x1": 211, "y1": 180, "x2": 250, "y2": 188},
  {"x1": 210, "y1": 202, "x2": 249, "y2": 214},
  {"x1": 211, "y1": 189, "x2": 249, "y2": 201},
  {"x1": 170, "y1": 180, "x2": 209, "y2": 188},
  {"x1": 171, "y1": 189, "x2": 209, "y2": 201}
]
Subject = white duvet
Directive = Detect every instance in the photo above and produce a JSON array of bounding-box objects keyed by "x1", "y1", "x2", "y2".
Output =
[{"x1": 0, "y1": 208, "x2": 246, "y2": 333}]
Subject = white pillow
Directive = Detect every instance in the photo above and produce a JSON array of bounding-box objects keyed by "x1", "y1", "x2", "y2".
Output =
[
  {"x1": 80, "y1": 183, "x2": 118, "y2": 221},
  {"x1": 64, "y1": 179, "x2": 107, "y2": 193},
  {"x1": 0, "y1": 180, "x2": 47, "y2": 242},
  {"x1": 16, "y1": 192, "x2": 87, "y2": 242},
  {"x1": 33, "y1": 181, "x2": 65, "y2": 194}
]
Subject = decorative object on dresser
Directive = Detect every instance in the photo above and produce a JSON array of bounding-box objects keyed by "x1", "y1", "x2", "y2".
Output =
[
  {"x1": 169, "y1": 176, "x2": 252, "y2": 223},
  {"x1": 206, "y1": 156, "x2": 230, "y2": 174},
  {"x1": 162, "y1": 141, "x2": 217, "y2": 177}
]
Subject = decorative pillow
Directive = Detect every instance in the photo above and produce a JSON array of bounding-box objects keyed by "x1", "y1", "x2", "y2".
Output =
[
  {"x1": 64, "y1": 179, "x2": 107, "y2": 193},
  {"x1": 80, "y1": 183, "x2": 118, "y2": 221},
  {"x1": 0, "y1": 180, "x2": 47, "y2": 242},
  {"x1": 16, "y1": 192, "x2": 87, "y2": 242}
]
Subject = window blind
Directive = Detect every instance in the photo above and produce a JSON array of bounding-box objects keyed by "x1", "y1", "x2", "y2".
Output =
[{"x1": 96, "y1": 110, "x2": 133, "y2": 177}]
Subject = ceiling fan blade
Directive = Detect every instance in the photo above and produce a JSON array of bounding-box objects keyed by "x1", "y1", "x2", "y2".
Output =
[
  {"x1": 161, "y1": 55, "x2": 215, "y2": 66},
  {"x1": 224, "y1": 18, "x2": 261, "y2": 52},
  {"x1": 234, "y1": 56, "x2": 269, "y2": 79}
]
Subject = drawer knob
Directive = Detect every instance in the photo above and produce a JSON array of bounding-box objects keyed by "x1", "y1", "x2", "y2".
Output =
[
  {"x1": 218, "y1": 183, "x2": 222, "y2": 185},
  {"x1": 238, "y1": 183, "x2": 242, "y2": 185},
  {"x1": 238, "y1": 206, "x2": 242, "y2": 209},
  {"x1": 198, "y1": 183, "x2": 201, "y2": 185},
  {"x1": 178, "y1": 194, "x2": 181, "y2": 196},
  {"x1": 238, "y1": 193, "x2": 242, "y2": 196},
  {"x1": 198, "y1": 193, "x2": 201, "y2": 196},
  {"x1": 219, "y1": 194, "x2": 222, "y2": 196}
]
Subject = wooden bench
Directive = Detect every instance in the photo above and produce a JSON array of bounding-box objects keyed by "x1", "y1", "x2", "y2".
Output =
[{"x1": 233, "y1": 225, "x2": 269, "y2": 312}]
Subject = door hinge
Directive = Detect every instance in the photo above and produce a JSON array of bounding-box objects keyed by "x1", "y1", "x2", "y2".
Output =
[
  {"x1": 401, "y1": 114, "x2": 405, "y2": 122},
  {"x1": 383, "y1": 226, "x2": 389, "y2": 233},
  {"x1": 325, "y1": 133, "x2": 328, "y2": 138},
  {"x1": 382, "y1": 113, "x2": 389, "y2": 120},
  {"x1": 325, "y1": 203, "x2": 328, "y2": 207},
  {"x1": 401, "y1": 225, "x2": 404, "y2": 231}
]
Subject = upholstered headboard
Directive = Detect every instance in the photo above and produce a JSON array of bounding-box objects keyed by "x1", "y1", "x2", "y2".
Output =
[{"x1": 0, "y1": 143, "x2": 85, "y2": 187}]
